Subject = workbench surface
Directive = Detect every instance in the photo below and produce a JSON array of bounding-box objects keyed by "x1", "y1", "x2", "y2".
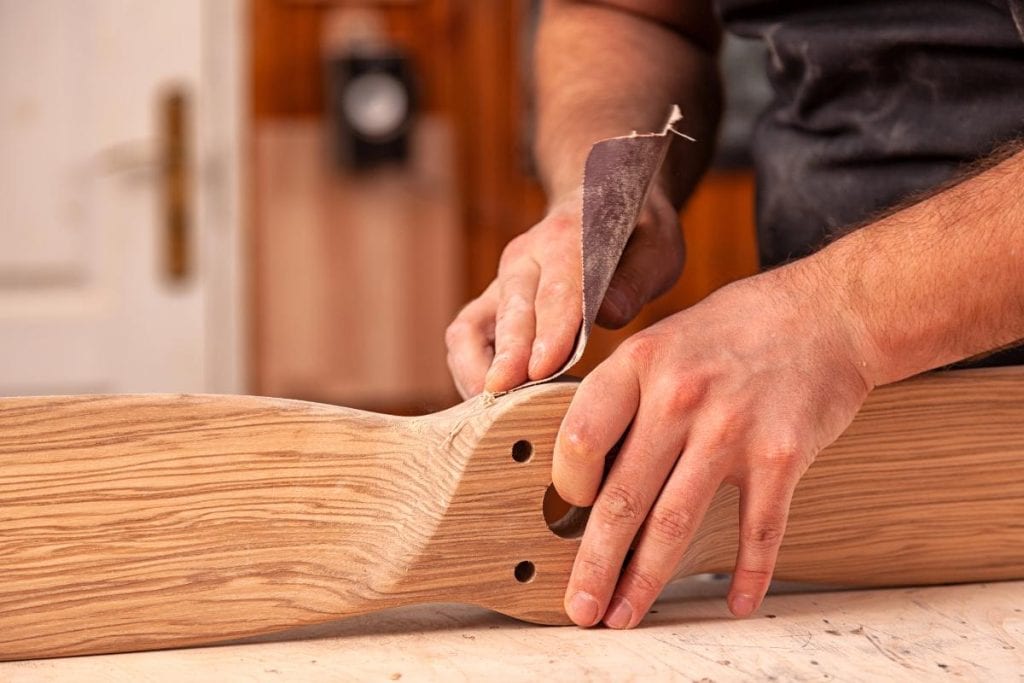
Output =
[{"x1": 5, "y1": 579, "x2": 1022, "y2": 681}]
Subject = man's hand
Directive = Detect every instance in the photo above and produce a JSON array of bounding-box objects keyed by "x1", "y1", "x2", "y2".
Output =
[
  {"x1": 445, "y1": 187, "x2": 684, "y2": 398},
  {"x1": 555, "y1": 264, "x2": 874, "y2": 628},
  {"x1": 443, "y1": 0, "x2": 722, "y2": 398}
]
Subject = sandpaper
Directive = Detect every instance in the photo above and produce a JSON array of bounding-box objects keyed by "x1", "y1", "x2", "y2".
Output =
[{"x1": 511, "y1": 105, "x2": 691, "y2": 393}]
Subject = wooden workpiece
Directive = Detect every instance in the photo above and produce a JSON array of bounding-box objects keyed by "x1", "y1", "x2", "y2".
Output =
[
  {"x1": 1, "y1": 366, "x2": 1023, "y2": 660},
  {"x1": 3, "y1": 579, "x2": 1022, "y2": 680}
]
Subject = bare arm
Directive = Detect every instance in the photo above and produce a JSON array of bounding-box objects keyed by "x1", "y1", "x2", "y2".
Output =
[
  {"x1": 535, "y1": 0, "x2": 723, "y2": 205},
  {"x1": 817, "y1": 146, "x2": 1024, "y2": 386}
]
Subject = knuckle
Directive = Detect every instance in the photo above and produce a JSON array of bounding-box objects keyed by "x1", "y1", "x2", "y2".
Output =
[
  {"x1": 620, "y1": 564, "x2": 665, "y2": 597},
  {"x1": 736, "y1": 562, "x2": 777, "y2": 594},
  {"x1": 610, "y1": 268, "x2": 646, "y2": 306},
  {"x1": 760, "y1": 442, "x2": 811, "y2": 477},
  {"x1": 444, "y1": 320, "x2": 471, "y2": 348},
  {"x1": 656, "y1": 375, "x2": 710, "y2": 418},
  {"x1": 576, "y1": 553, "x2": 615, "y2": 581},
  {"x1": 538, "y1": 277, "x2": 577, "y2": 301},
  {"x1": 545, "y1": 212, "x2": 577, "y2": 235},
  {"x1": 557, "y1": 417, "x2": 604, "y2": 470},
  {"x1": 661, "y1": 386, "x2": 701, "y2": 418},
  {"x1": 598, "y1": 483, "x2": 646, "y2": 527},
  {"x1": 559, "y1": 420, "x2": 591, "y2": 460},
  {"x1": 647, "y1": 506, "x2": 699, "y2": 542},
  {"x1": 699, "y1": 416, "x2": 738, "y2": 451},
  {"x1": 500, "y1": 237, "x2": 527, "y2": 264},
  {"x1": 734, "y1": 565, "x2": 774, "y2": 585},
  {"x1": 620, "y1": 334, "x2": 658, "y2": 367},
  {"x1": 496, "y1": 292, "x2": 532, "y2": 320},
  {"x1": 742, "y1": 522, "x2": 785, "y2": 548}
]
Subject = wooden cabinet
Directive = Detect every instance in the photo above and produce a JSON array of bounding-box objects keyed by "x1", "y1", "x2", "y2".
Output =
[{"x1": 248, "y1": 0, "x2": 758, "y2": 411}]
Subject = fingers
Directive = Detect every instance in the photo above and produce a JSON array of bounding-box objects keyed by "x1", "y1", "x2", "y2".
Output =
[
  {"x1": 529, "y1": 268, "x2": 582, "y2": 381},
  {"x1": 484, "y1": 258, "x2": 540, "y2": 393},
  {"x1": 727, "y1": 455, "x2": 801, "y2": 618},
  {"x1": 597, "y1": 203, "x2": 684, "y2": 329},
  {"x1": 561, "y1": 395, "x2": 687, "y2": 627},
  {"x1": 448, "y1": 228, "x2": 582, "y2": 396},
  {"x1": 553, "y1": 354, "x2": 640, "y2": 507},
  {"x1": 445, "y1": 281, "x2": 498, "y2": 398},
  {"x1": 603, "y1": 446, "x2": 724, "y2": 629}
]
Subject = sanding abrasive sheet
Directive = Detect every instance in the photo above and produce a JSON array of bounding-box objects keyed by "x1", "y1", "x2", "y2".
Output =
[{"x1": 511, "y1": 105, "x2": 690, "y2": 393}]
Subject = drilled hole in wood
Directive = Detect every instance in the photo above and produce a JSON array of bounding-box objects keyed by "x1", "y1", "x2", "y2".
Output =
[
  {"x1": 543, "y1": 483, "x2": 590, "y2": 539},
  {"x1": 511, "y1": 440, "x2": 533, "y2": 463},
  {"x1": 514, "y1": 560, "x2": 536, "y2": 583}
]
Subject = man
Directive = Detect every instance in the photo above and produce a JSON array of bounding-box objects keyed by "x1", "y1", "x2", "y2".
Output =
[{"x1": 444, "y1": 0, "x2": 1024, "y2": 630}]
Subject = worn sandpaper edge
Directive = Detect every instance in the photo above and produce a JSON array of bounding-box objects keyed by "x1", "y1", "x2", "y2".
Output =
[{"x1": 494, "y1": 106, "x2": 691, "y2": 398}]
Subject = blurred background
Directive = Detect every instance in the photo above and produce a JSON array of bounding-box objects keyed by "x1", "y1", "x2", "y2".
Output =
[{"x1": 0, "y1": 0, "x2": 768, "y2": 414}]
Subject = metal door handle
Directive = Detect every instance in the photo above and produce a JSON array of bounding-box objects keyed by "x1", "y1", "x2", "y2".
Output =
[{"x1": 161, "y1": 88, "x2": 190, "y2": 282}]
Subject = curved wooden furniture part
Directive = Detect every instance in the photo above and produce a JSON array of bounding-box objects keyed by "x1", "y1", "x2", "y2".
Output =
[{"x1": 1, "y1": 366, "x2": 1023, "y2": 660}]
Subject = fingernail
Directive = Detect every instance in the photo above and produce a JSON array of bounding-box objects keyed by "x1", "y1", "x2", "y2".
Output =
[
  {"x1": 730, "y1": 594, "x2": 756, "y2": 618},
  {"x1": 604, "y1": 596, "x2": 633, "y2": 629},
  {"x1": 568, "y1": 591, "x2": 600, "y2": 627},
  {"x1": 528, "y1": 341, "x2": 546, "y2": 376},
  {"x1": 484, "y1": 355, "x2": 507, "y2": 387}
]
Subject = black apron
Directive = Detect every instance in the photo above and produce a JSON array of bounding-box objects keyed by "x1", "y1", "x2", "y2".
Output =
[{"x1": 717, "y1": 0, "x2": 1024, "y2": 366}]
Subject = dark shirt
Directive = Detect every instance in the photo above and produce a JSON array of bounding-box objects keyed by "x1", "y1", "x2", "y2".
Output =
[{"x1": 717, "y1": 0, "x2": 1024, "y2": 366}]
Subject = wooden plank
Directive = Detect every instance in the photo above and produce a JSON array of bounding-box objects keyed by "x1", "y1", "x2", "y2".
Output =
[
  {"x1": 1, "y1": 366, "x2": 1023, "y2": 660},
  {"x1": 679, "y1": 366, "x2": 1024, "y2": 585},
  {"x1": 0, "y1": 384, "x2": 578, "y2": 660}
]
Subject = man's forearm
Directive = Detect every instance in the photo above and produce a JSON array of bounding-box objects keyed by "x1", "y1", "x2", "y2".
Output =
[
  {"x1": 535, "y1": 0, "x2": 722, "y2": 206},
  {"x1": 798, "y1": 146, "x2": 1024, "y2": 387}
]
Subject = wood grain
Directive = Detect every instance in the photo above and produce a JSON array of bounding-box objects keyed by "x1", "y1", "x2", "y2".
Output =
[
  {"x1": 4, "y1": 580, "x2": 1022, "y2": 680},
  {"x1": 1, "y1": 367, "x2": 1023, "y2": 660},
  {"x1": 0, "y1": 384, "x2": 576, "y2": 660},
  {"x1": 679, "y1": 366, "x2": 1024, "y2": 584}
]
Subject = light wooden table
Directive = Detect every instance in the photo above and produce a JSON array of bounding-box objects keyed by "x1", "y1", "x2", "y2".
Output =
[{"x1": 5, "y1": 578, "x2": 1022, "y2": 681}]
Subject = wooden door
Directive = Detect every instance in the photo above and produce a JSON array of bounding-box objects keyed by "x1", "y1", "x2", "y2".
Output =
[{"x1": 0, "y1": 0, "x2": 244, "y2": 396}]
